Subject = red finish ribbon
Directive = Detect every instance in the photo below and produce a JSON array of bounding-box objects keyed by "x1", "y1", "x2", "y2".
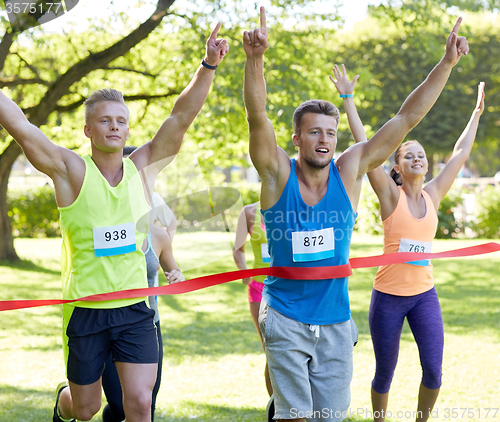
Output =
[{"x1": 1, "y1": 242, "x2": 499, "y2": 312}]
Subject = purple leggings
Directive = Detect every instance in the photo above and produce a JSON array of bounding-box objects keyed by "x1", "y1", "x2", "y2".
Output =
[{"x1": 369, "y1": 287, "x2": 443, "y2": 394}]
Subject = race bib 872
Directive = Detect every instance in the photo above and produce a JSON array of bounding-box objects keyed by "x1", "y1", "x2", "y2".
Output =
[
  {"x1": 93, "y1": 222, "x2": 137, "y2": 257},
  {"x1": 291, "y1": 227, "x2": 335, "y2": 262}
]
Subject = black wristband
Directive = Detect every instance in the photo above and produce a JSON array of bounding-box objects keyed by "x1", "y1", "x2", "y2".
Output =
[{"x1": 201, "y1": 59, "x2": 218, "y2": 70}]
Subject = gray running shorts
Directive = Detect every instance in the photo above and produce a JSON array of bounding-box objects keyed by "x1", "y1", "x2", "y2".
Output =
[{"x1": 259, "y1": 300, "x2": 357, "y2": 421}]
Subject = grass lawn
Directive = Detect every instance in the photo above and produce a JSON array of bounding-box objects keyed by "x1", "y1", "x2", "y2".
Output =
[{"x1": 0, "y1": 232, "x2": 499, "y2": 421}]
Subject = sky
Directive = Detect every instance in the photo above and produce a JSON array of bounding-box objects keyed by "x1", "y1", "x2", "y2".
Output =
[
  {"x1": 328, "y1": 0, "x2": 379, "y2": 27},
  {"x1": 5, "y1": 0, "x2": 379, "y2": 34}
]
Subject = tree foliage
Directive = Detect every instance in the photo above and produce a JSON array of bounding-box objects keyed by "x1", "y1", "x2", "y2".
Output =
[
  {"x1": 369, "y1": 0, "x2": 500, "y2": 29},
  {"x1": 0, "y1": 0, "x2": 346, "y2": 259},
  {"x1": 1, "y1": 1, "x2": 500, "y2": 258},
  {"x1": 0, "y1": 0, "x2": 189, "y2": 259},
  {"x1": 331, "y1": 13, "x2": 500, "y2": 176}
]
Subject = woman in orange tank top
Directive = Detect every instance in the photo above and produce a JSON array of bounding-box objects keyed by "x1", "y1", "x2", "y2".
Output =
[{"x1": 332, "y1": 65, "x2": 485, "y2": 422}]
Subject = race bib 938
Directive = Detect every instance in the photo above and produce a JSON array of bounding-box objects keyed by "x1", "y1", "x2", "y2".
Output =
[{"x1": 93, "y1": 222, "x2": 137, "y2": 257}]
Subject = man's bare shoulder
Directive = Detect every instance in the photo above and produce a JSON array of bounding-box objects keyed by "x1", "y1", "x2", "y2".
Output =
[
  {"x1": 336, "y1": 141, "x2": 366, "y2": 166},
  {"x1": 259, "y1": 149, "x2": 291, "y2": 211},
  {"x1": 61, "y1": 147, "x2": 86, "y2": 168},
  {"x1": 128, "y1": 143, "x2": 154, "y2": 172},
  {"x1": 51, "y1": 149, "x2": 86, "y2": 208},
  {"x1": 274, "y1": 146, "x2": 292, "y2": 182},
  {"x1": 335, "y1": 142, "x2": 366, "y2": 194}
]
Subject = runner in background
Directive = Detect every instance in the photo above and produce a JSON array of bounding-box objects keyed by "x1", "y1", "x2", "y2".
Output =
[
  {"x1": 233, "y1": 202, "x2": 273, "y2": 398},
  {"x1": 124, "y1": 145, "x2": 177, "y2": 239},
  {"x1": 151, "y1": 192, "x2": 177, "y2": 239},
  {"x1": 100, "y1": 146, "x2": 184, "y2": 422},
  {"x1": 332, "y1": 63, "x2": 485, "y2": 422},
  {"x1": 101, "y1": 222, "x2": 184, "y2": 422}
]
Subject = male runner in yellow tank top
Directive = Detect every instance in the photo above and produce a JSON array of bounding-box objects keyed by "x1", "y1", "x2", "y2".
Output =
[{"x1": 0, "y1": 24, "x2": 228, "y2": 422}]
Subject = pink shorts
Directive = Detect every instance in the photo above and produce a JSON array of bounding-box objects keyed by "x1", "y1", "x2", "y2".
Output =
[{"x1": 248, "y1": 280, "x2": 264, "y2": 303}]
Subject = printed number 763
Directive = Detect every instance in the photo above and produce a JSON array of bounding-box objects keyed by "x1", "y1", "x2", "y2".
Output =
[{"x1": 409, "y1": 244, "x2": 425, "y2": 253}]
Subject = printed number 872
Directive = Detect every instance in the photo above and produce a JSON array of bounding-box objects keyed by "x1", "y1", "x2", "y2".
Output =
[{"x1": 304, "y1": 235, "x2": 324, "y2": 247}]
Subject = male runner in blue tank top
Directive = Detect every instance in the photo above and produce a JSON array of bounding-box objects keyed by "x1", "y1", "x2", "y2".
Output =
[
  {"x1": 243, "y1": 7, "x2": 468, "y2": 422},
  {"x1": 0, "y1": 24, "x2": 228, "y2": 422}
]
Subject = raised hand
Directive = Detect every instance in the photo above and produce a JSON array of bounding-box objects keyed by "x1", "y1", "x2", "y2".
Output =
[
  {"x1": 243, "y1": 6, "x2": 269, "y2": 58},
  {"x1": 329, "y1": 64, "x2": 359, "y2": 96},
  {"x1": 443, "y1": 17, "x2": 469, "y2": 66},
  {"x1": 205, "y1": 22, "x2": 229, "y2": 67},
  {"x1": 476, "y1": 82, "x2": 485, "y2": 114}
]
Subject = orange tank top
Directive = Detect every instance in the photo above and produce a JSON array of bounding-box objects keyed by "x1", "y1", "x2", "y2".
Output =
[{"x1": 374, "y1": 186, "x2": 438, "y2": 296}]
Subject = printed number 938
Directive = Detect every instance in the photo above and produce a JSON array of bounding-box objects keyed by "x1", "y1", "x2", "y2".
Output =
[{"x1": 105, "y1": 230, "x2": 127, "y2": 242}]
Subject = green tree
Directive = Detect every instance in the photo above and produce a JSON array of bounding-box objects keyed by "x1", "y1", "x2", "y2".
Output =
[
  {"x1": 177, "y1": 21, "x2": 368, "y2": 183},
  {"x1": 0, "y1": 0, "x2": 346, "y2": 260},
  {"x1": 369, "y1": 0, "x2": 500, "y2": 28},
  {"x1": 0, "y1": 0, "x2": 186, "y2": 260},
  {"x1": 332, "y1": 13, "x2": 500, "y2": 177}
]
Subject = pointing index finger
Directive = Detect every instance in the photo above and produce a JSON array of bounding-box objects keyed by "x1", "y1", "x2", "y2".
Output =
[
  {"x1": 260, "y1": 6, "x2": 267, "y2": 32},
  {"x1": 210, "y1": 22, "x2": 221, "y2": 41},
  {"x1": 451, "y1": 16, "x2": 462, "y2": 35}
]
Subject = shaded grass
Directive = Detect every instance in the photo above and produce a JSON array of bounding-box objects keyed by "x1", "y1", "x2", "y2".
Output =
[
  {"x1": 0, "y1": 234, "x2": 499, "y2": 421},
  {"x1": 0, "y1": 385, "x2": 53, "y2": 421}
]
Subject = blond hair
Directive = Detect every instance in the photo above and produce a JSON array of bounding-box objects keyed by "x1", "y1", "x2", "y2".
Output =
[{"x1": 83, "y1": 89, "x2": 130, "y2": 125}]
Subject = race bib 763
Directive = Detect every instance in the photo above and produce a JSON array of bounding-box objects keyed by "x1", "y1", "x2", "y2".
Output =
[{"x1": 398, "y1": 238, "x2": 432, "y2": 266}]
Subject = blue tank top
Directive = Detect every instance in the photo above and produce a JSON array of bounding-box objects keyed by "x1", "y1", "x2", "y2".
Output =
[{"x1": 262, "y1": 159, "x2": 357, "y2": 325}]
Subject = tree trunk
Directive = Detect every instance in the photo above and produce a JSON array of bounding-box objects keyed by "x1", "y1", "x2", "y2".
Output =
[
  {"x1": 0, "y1": 141, "x2": 22, "y2": 260},
  {"x1": 222, "y1": 167, "x2": 232, "y2": 183}
]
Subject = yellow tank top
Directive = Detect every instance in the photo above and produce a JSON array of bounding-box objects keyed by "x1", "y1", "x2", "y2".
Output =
[
  {"x1": 374, "y1": 186, "x2": 438, "y2": 296},
  {"x1": 249, "y1": 209, "x2": 270, "y2": 283},
  {"x1": 59, "y1": 155, "x2": 150, "y2": 308}
]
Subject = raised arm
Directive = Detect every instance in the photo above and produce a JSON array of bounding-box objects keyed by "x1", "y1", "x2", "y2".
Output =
[
  {"x1": 357, "y1": 18, "x2": 469, "y2": 175},
  {"x1": 132, "y1": 23, "x2": 229, "y2": 171},
  {"x1": 0, "y1": 90, "x2": 83, "y2": 206},
  {"x1": 425, "y1": 82, "x2": 485, "y2": 209},
  {"x1": 244, "y1": 7, "x2": 289, "y2": 209},
  {"x1": 331, "y1": 64, "x2": 400, "y2": 214},
  {"x1": 330, "y1": 64, "x2": 366, "y2": 144}
]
